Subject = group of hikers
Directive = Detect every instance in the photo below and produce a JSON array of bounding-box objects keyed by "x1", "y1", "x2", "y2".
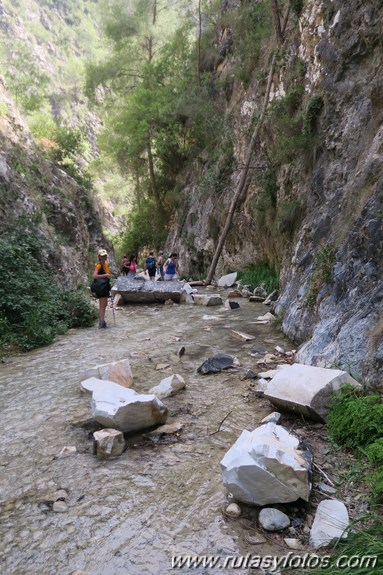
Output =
[
  {"x1": 92, "y1": 248, "x2": 180, "y2": 328},
  {"x1": 120, "y1": 250, "x2": 179, "y2": 282}
]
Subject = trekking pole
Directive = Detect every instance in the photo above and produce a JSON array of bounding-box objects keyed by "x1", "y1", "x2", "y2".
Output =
[{"x1": 110, "y1": 294, "x2": 116, "y2": 325}]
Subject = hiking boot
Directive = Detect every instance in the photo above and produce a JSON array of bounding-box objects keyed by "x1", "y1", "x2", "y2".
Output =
[{"x1": 98, "y1": 320, "x2": 107, "y2": 329}]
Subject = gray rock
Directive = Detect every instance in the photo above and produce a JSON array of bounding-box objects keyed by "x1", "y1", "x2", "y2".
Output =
[
  {"x1": 197, "y1": 353, "x2": 239, "y2": 374},
  {"x1": 93, "y1": 428, "x2": 125, "y2": 459},
  {"x1": 258, "y1": 508, "x2": 290, "y2": 531},
  {"x1": 192, "y1": 294, "x2": 223, "y2": 306},
  {"x1": 224, "y1": 299, "x2": 240, "y2": 309}
]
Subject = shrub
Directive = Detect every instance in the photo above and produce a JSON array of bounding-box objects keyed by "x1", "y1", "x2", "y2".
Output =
[
  {"x1": 237, "y1": 262, "x2": 279, "y2": 293},
  {"x1": 328, "y1": 385, "x2": 383, "y2": 449},
  {"x1": 0, "y1": 230, "x2": 97, "y2": 353}
]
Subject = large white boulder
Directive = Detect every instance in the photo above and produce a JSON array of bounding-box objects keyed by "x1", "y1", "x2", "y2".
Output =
[
  {"x1": 80, "y1": 358, "x2": 133, "y2": 389},
  {"x1": 264, "y1": 363, "x2": 361, "y2": 422},
  {"x1": 217, "y1": 272, "x2": 237, "y2": 287},
  {"x1": 220, "y1": 423, "x2": 312, "y2": 506},
  {"x1": 87, "y1": 378, "x2": 168, "y2": 432},
  {"x1": 149, "y1": 374, "x2": 186, "y2": 398},
  {"x1": 310, "y1": 500, "x2": 349, "y2": 549}
]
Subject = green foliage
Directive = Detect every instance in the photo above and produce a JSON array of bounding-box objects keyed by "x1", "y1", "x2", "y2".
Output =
[
  {"x1": 4, "y1": 41, "x2": 50, "y2": 112},
  {"x1": 366, "y1": 439, "x2": 383, "y2": 464},
  {"x1": 328, "y1": 385, "x2": 383, "y2": 449},
  {"x1": 303, "y1": 94, "x2": 324, "y2": 136},
  {"x1": 269, "y1": 84, "x2": 315, "y2": 162},
  {"x1": 276, "y1": 200, "x2": 305, "y2": 238},
  {"x1": 254, "y1": 169, "x2": 304, "y2": 244},
  {"x1": 290, "y1": 0, "x2": 305, "y2": 18},
  {"x1": 32, "y1": 122, "x2": 93, "y2": 189},
  {"x1": 306, "y1": 386, "x2": 383, "y2": 575},
  {"x1": 305, "y1": 243, "x2": 336, "y2": 306},
  {"x1": 237, "y1": 262, "x2": 279, "y2": 293},
  {"x1": 364, "y1": 440, "x2": 383, "y2": 503},
  {"x1": 56, "y1": 289, "x2": 98, "y2": 329},
  {"x1": 223, "y1": 0, "x2": 273, "y2": 87},
  {"x1": 0, "y1": 101, "x2": 8, "y2": 116},
  {"x1": 0, "y1": 231, "x2": 97, "y2": 353},
  {"x1": 116, "y1": 198, "x2": 168, "y2": 258}
]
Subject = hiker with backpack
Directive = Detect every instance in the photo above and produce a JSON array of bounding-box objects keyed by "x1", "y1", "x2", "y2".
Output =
[
  {"x1": 92, "y1": 248, "x2": 112, "y2": 329},
  {"x1": 144, "y1": 250, "x2": 157, "y2": 281}
]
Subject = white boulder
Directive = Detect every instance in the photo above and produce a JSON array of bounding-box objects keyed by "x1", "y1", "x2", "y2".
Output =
[
  {"x1": 80, "y1": 358, "x2": 133, "y2": 390},
  {"x1": 220, "y1": 423, "x2": 312, "y2": 506},
  {"x1": 87, "y1": 378, "x2": 168, "y2": 432},
  {"x1": 264, "y1": 363, "x2": 362, "y2": 422},
  {"x1": 217, "y1": 272, "x2": 237, "y2": 287},
  {"x1": 149, "y1": 374, "x2": 186, "y2": 398},
  {"x1": 310, "y1": 500, "x2": 349, "y2": 549}
]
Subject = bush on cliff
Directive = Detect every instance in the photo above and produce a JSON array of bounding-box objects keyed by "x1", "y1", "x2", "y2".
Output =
[{"x1": 0, "y1": 230, "x2": 97, "y2": 353}]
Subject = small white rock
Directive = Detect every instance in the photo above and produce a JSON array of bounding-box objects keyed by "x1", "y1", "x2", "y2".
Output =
[{"x1": 224, "y1": 503, "x2": 241, "y2": 518}]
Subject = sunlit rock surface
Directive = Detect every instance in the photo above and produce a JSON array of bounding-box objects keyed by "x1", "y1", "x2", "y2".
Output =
[
  {"x1": 80, "y1": 358, "x2": 133, "y2": 390},
  {"x1": 264, "y1": 363, "x2": 361, "y2": 422},
  {"x1": 88, "y1": 379, "x2": 168, "y2": 432},
  {"x1": 220, "y1": 423, "x2": 312, "y2": 505},
  {"x1": 113, "y1": 276, "x2": 185, "y2": 303}
]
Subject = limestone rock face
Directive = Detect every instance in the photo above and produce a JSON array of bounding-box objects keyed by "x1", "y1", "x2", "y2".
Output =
[
  {"x1": 220, "y1": 423, "x2": 312, "y2": 506},
  {"x1": 80, "y1": 358, "x2": 133, "y2": 390},
  {"x1": 264, "y1": 363, "x2": 361, "y2": 422},
  {"x1": 87, "y1": 379, "x2": 168, "y2": 432}
]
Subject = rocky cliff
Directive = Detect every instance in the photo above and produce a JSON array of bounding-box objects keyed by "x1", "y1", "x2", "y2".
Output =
[
  {"x1": 168, "y1": 0, "x2": 383, "y2": 387},
  {"x1": 0, "y1": 76, "x2": 108, "y2": 286}
]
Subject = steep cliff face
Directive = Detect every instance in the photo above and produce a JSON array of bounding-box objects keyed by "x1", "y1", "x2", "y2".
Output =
[
  {"x1": 276, "y1": 0, "x2": 383, "y2": 386},
  {"x1": 168, "y1": 0, "x2": 383, "y2": 386},
  {"x1": 0, "y1": 77, "x2": 108, "y2": 285}
]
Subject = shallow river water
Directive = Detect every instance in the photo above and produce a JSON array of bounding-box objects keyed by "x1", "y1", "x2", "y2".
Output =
[{"x1": 0, "y1": 289, "x2": 293, "y2": 575}]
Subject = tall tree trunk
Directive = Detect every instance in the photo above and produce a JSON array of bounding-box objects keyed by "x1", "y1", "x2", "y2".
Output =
[
  {"x1": 134, "y1": 167, "x2": 141, "y2": 210},
  {"x1": 147, "y1": 138, "x2": 162, "y2": 215},
  {"x1": 205, "y1": 2, "x2": 291, "y2": 284},
  {"x1": 197, "y1": 0, "x2": 202, "y2": 84},
  {"x1": 271, "y1": 0, "x2": 284, "y2": 45}
]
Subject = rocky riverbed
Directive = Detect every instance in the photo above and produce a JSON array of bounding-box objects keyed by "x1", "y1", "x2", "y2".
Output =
[{"x1": 0, "y1": 290, "x2": 370, "y2": 575}]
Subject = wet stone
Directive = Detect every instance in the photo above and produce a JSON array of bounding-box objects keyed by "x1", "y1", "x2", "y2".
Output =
[{"x1": 197, "y1": 353, "x2": 239, "y2": 374}]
